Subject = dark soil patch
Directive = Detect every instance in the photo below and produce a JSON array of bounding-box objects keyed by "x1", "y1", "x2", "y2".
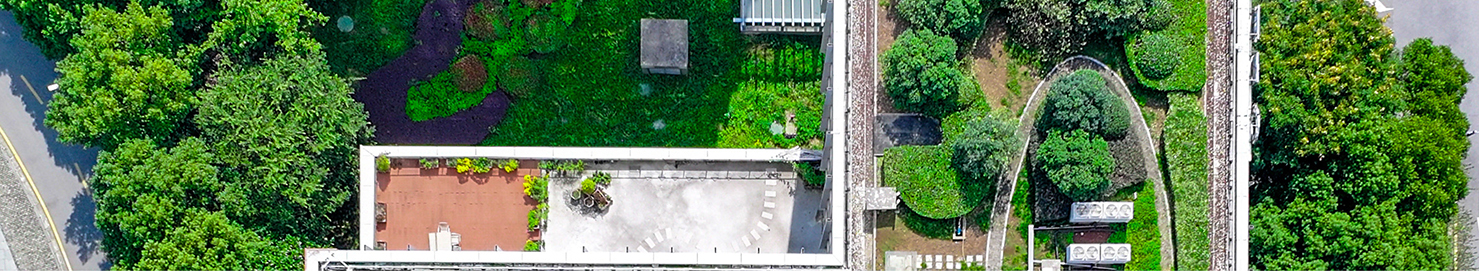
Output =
[{"x1": 353, "y1": 0, "x2": 512, "y2": 144}]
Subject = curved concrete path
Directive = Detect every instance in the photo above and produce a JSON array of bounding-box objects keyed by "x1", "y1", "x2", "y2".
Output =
[{"x1": 984, "y1": 56, "x2": 1173, "y2": 270}]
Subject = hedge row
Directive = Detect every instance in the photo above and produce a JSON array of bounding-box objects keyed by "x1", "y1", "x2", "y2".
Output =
[{"x1": 1165, "y1": 93, "x2": 1209, "y2": 271}]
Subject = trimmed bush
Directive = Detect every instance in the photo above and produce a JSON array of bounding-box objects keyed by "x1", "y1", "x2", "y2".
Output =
[
  {"x1": 500, "y1": 56, "x2": 544, "y2": 99},
  {"x1": 406, "y1": 69, "x2": 496, "y2": 121},
  {"x1": 881, "y1": 145, "x2": 980, "y2": 219},
  {"x1": 1035, "y1": 129, "x2": 1114, "y2": 202},
  {"x1": 1039, "y1": 69, "x2": 1131, "y2": 139},
  {"x1": 948, "y1": 113, "x2": 1019, "y2": 181},
  {"x1": 883, "y1": 29, "x2": 962, "y2": 118},
  {"x1": 896, "y1": 0, "x2": 985, "y2": 40},
  {"x1": 452, "y1": 55, "x2": 491, "y2": 93},
  {"x1": 376, "y1": 155, "x2": 390, "y2": 172},
  {"x1": 1132, "y1": 33, "x2": 1180, "y2": 80},
  {"x1": 1166, "y1": 93, "x2": 1209, "y2": 271},
  {"x1": 524, "y1": 11, "x2": 569, "y2": 54}
]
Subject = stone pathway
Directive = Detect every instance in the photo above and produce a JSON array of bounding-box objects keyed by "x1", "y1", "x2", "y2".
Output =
[{"x1": 907, "y1": 254, "x2": 986, "y2": 270}]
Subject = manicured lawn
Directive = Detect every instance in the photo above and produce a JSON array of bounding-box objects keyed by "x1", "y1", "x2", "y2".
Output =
[
  {"x1": 1125, "y1": 0, "x2": 1207, "y2": 91},
  {"x1": 310, "y1": 0, "x2": 426, "y2": 77},
  {"x1": 882, "y1": 145, "x2": 979, "y2": 219},
  {"x1": 1107, "y1": 182, "x2": 1162, "y2": 271},
  {"x1": 478, "y1": 0, "x2": 823, "y2": 148}
]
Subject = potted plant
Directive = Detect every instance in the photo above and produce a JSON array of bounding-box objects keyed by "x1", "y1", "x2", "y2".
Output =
[
  {"x1": 472, "y1": 157, "x2": 494, "y2": 174},
  {"x1": 375, "y1": 155, "x2": 391, "y2": 173},
  {"x1": 456, "y1": 158, "x2": 474, "y2": 174},
  {"x1": 591, "y1": 171, "x2": 612, "y2": 186},
  {"x1": 500, "y1": 159, "x2": 520, "y2": 173},
  {"x1": 420, "y1": 158, "x2": 440, "y2": 170}
]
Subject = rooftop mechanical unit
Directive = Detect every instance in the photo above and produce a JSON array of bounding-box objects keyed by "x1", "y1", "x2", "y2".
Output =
[
  {"x1": 1068, "y1": 202, "x2": 1133, "y2": 224},
  {"x1": 1066, "y1": 244, "x2": 1132, "y2": 265}
]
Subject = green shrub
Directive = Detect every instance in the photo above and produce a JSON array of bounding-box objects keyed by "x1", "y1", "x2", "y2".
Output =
[
  {"x1": 523, "y1": 174, "x2": 548, "y2": 202},
  {"x1": 948, "y1": 114, "x2": 1019, "y2": 181},
  {"x1": 590, "y1": 171, "x2": 612, "y2": 186},
  {"x1": 499, "y1": 56, "x2": 544, "y2": 99},
  {"x1": 376, "y1": 155, "x2": 391, "y2": 172},
  {"x1": 1035, "y1": 129, "x2": 1114, "y2": 202},
  {"x1": 579, "y1": 178, "x2": 596, "y2": 194},
  {"x1": 524, "y1": 240, "x2": 542, "y2": 251},
  {"x1": 718, "y1": 80, "x2": 825, "y2": 148},
  {"x1": 473, "y1": 157, "x2": 494, "y2": 173},
  {"x1": 500, "y1": 159, "x2": 520, "y2": 173},
  {"x1": 1124, "y1": 0, "x2": 1207, "y2": 91},
  {"x1": 406, "y1": 69, "x2": 496, "y2": 121},
  {"x1": 881, "y1": 145, "x2": 982, "y2": 219},
  {"x1": 1166, "y1": 93, "x2": 1209, "y2": 271},
  {"x1": 524, "y1": 11, "x2": 569, "y2": 54},
  {"x1": 1131, "y1": 33, "x2": 1180, "y2": 80},
  {"x1": 420, "y1": 158, "x2": 440, "y2": 169},
  {"x1": 527, "y1": 203, "x2": 547, "y2": 230},
  {"x1": 1039, "y1": 69, "x2": 1131, "y2": 139},
  {"x1": 896, "y1": 0, "x2": 984, "y2": 40},
  {"x1": 311, "y1": 0, "x2": 426, "y2": 76},
  {"x1": 794, "y1": 162, "x2": 826, "y2": 187},
  {"x1": 883, "y1": 29, "x2": 962, "y2": 118},
  {"x1": 538, "y1": 160, "x2": 555, "y2": 170}
]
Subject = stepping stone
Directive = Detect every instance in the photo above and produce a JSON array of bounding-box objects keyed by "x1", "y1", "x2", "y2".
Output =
[
  {"x1": 757, "y1": 221, "x2": 771, "y2": 231},
  {"x1": 644, "y1": 238, "x2": 655, "y2": 248},
  {"x1": 666, "y1": 228, "x2": 673, "y2": 242},
  {"x1": 946, "y1": 255, "x2": 953, "y2": 262},
  {"x1": 764, "y1": 202, "x2": 776, "y2": 208},
  {"x1": 764, "y1": 191, "x2": 777, "y2": 197},
  {"x1": 761, "y1": 212, "x2": 774, "y2": 220},
  {"x1": 637, "y1": 246, "x2": 648, "y2": 253},
  {"x1": 766, "y1": 179, "x2": 778, "y2": 186},
  {"x1": 654, "y1": 229, "x2": 665, "y2": 242},
  {"x1": 932, "y1": 262, "x2": 940, "y2": 269},
  {"x1": 742, "y1": 236, "x2": 752, "y2": 247},
  {"x1": 750, "y1": 230, "x2": 761, "y2": 240},
  {"x1": 935, "y1": 255, "x2": 943, "y2": 262}
]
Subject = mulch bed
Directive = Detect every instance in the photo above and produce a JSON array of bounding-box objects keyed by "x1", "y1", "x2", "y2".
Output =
[{"x1": 352, "y1": 0, "x2": 511, "y2": 145}]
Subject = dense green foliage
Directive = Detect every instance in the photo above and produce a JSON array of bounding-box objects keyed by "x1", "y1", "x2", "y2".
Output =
[
  {"x1": 1165, "y1": 93, "x2": 1209, "y2": 271},
  {"x1": 1110, "y1": 183, "x2": 1161, "y2": 271},
  {"x1": 477, "y1": 0, "x2": 825, "y2": 148},
  {"x1": 882, "y1": 145, "x2": 982, "y2": 219},
  {"x1": 1124, "y1": 0, "x2": 1205, "y2": 91},
  {"x1": 1038, "y1": 70, "x2": 1131, "y2": 139},
  {"x1": 895, "y1": 0, "x2": 984, "y2": 40},
  {"x1": 45, "y1": 3, "x2": 197, "y2": 150},
  {"x1": 1002, "y1": 0, "x2": 1169, "y2": 60},
  {"x1": 1251, "y1": 1, "x2": 1472, "y2": 269},
  {"x1": 897, "y1": 204, "x2": 956, "y2": 239},
  {"x1": 1128, "y1": 33, "x2": 1178, "y2": 80},
  {"x1": 947, "y1": 113, "x2": 1019, "y2": 181},
  {"x1": 308, "y1": 0, "x2": 425, "y2": 75},
  {"x1": 1035, "y1": 129, "x2": 1113, "y2": 202},
  {"x1": 741, "y1": 41, "x2": 823, "y2": 82},
  {"x1": 406, "y1": 69, "x2": 497, "y2": 121},
  {"x1": 794, "y1": 162, "x2": 826, "y2": 187},
  {"x1": 883, "y1": 29, "x2": 963, "y2": 118},
  {"x1": 206, "y1": 0, "x2": 326, "y2": 64},
  {"x1": 0, "y1": 0, "x2": 219, "y2": 59},
  {"x1": 195, "y1": 54, "x2": 373, "y2": 245}
]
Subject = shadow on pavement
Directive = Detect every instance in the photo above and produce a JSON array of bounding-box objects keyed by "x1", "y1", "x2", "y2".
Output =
[
  {"x1": 0, "y1": 11, "x2": 100, "y2": 177},
  {"x1": 65, "y1": 191, "x2": 107, "y2": 269}
]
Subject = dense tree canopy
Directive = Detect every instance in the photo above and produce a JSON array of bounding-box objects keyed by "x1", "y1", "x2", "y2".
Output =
[
  {"x1": 1003, "y1": 0, "x2": 1169, "y2": 59},
  {"x1": 1036, "y1": 129, "x2": 1114, "y2": 202},
  {"x1": 44, "y1": 2, "x2": 199, "y2": 149},
  {"x1": 0, "y1": 0, "x2": 220, "y2": 59},
  {"x1": 195, "y1": 53, "x2": 373, "y2": 244},
  {"x1": 948, "y1": 112, "x2": 1019, "y2": 181},
  {"x1": 1251, "y1": 0, "x2": 1471, "y2": 270},
  {"x1": 205, "y1": 0, "x2": 326, "y2": 64},
  {"x1": 92, "y1": 138, "x2": 220, "y2": 269},
  {"x1": 896, "y1": 0, "x2": 985, "y2": 40},
  {"x1": 134, "y1": 211, "x2": 296, "y2": 270},
  {"x1": 883, "y1": 29, "x2": 963, "y2": 118},
  {"x1": 1038, "y1": 69, "x2": 1131, "y2": 139}
]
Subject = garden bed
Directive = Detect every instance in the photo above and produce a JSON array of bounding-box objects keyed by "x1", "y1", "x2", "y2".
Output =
[{"x1": 374, "y1": 158, "x2": 542, "y2": 251}]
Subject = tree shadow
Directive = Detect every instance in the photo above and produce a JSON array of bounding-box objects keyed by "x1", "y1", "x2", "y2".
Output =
[
  {"x1": 63, "y1": 191, "x2": 110, "y2": 270},
  {"x1": 0, "y1": 11, "x2": 101, "y2": 179}
]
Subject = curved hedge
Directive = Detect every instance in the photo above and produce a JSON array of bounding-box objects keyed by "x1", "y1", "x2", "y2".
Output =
[{"x1": 882, "y1": 145, "x2": 979, "y2": 219}]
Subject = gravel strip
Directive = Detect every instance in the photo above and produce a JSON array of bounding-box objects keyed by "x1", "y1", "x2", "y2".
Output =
[
  {"x1": 1203, "y1": 0, "x2": 1235, "y2": 269},
  {"x1": 0, "y1": 140, "x2": 65, "y2": 271},
  {"x1": 844, "y1": 0, "x2": 878, "y2": 269}
]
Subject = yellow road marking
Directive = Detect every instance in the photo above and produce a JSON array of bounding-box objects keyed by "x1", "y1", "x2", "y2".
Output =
[
  {"x1": 18, "y1": 75, "x2": 44, "y2": 105},
  {"x1": 0, "y1": 123, "x2": 73, "y2": 271}
]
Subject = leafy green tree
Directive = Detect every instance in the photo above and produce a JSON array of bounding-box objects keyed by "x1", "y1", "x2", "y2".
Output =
[
  {"x1": 91, "y1": 138, "x2": 220, "y2": 269},
  {"x1": 1039, "y1": 69, "x2": 1131, "y2": 139},
  {"x1": 1035, "y1": 129, "x2": 1113, "y2": 202},
  {"x1": 45, "y1": 2, "x2": 198, "y2": 150},
  {"x1": 0, "y1": 0, "x2": 220, "y2": 59},
  {"x1": 1251, "y1": 1, "x2": 1471, "y2": 269},
  {"x1": 195, "y1": 54, "x2": 373, "y2": 246},
  {"x1": 206, "y1": 0, "x2": 327, "y2": 64},
  {"x1": 884, "y1": 29, "x2": 963, "y2": 118},
  {"x1": 1003, "y1": 0, "x2": 1169, "y2": 59},
  {"x1": 948, "y1": 113, "x2": 1019, "y2": 181},
  {"x1": 896, "y1": 0, "x2": 985, "y2": 40},
  {"x1": 134, "y1": 211, "x2": 297, "y2": 270},
  {"x1": 1131, "y1": 32, "x2": 1180, "y2": 80}
]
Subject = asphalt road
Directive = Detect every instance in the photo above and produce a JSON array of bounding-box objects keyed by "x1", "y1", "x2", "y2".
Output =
[
  {"x1": 0, "y1": 10, "x2": 108, "y2": 270},
  {"x1": 1382, "y1": 0, "x2": 1479, "y2": 267}
]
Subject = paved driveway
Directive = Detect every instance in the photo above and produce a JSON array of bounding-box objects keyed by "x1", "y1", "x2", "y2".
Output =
[{"x1": 0, "y1": 10, "x2": 107, "y2": 270}]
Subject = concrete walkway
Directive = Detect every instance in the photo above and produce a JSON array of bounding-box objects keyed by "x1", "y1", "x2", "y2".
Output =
[{"x1": 985, "y1": 56, "x2": 1174, "y2": 270}]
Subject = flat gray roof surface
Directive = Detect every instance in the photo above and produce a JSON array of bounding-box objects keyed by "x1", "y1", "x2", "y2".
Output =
[{"x1": 640, "y1": 19, "x2": 688, "y2": 69}]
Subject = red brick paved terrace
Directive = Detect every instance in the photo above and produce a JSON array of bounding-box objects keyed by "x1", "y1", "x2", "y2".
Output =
[{"x1": 375, "y1": 159, "x2": 540, "y2": 251}]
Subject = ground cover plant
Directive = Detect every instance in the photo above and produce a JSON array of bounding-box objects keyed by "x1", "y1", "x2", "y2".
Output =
[
  {"x1": 1164, "y1": 92, "x2": 1209, "y2": 271},
  {"x1": 882, "y1": 145, "x2": 979, "y2": 219},
  {"x1": 308, "y1": 0, "x2": 426, "y2": 76},
  {"x1": 1107, "y1": 182, "x2": 1160, "y2": 271},
  {"x1": 405, "y1": 65, "x2": 497, "y2": 121},
  {"x1": 1124, "y1": 0, "x2": 1205, "y2": 91},
  {"x1": 471, "y1": 0, "x2": 826, "y2": 148},
  {"x1": 1251, "y1": 0, "x2": 1473, "y2": 269}
]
